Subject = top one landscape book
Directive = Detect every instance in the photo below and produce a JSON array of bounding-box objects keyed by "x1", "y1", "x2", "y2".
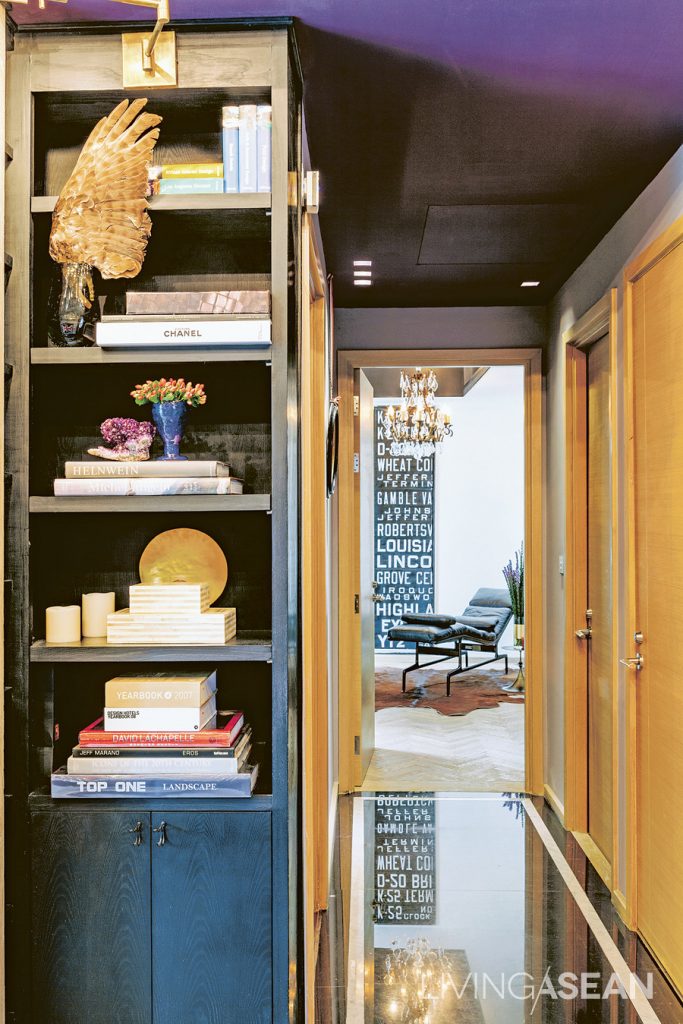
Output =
[
  {"x1": 65, "y1": 460, "x2": 231, "y2": 479},
  {"x1": 104, "y1": 671, "x2": 217, "y2": 708}
]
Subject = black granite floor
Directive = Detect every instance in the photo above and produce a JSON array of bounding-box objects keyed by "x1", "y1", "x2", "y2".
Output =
[{"x1": 315, "y1": 793, "x2": 683, "y2": 1024}]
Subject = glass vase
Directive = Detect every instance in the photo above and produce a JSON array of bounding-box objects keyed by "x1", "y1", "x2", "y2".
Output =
[
  {"x1": 514, "y1": 620, "x2": 525, "y2": 649},
  {"x1": 48, "y1": 262, "x2": 97, "y2": 347},
  {"x1": 152, "y1": 401, "x2": 188, "y2": 461}
]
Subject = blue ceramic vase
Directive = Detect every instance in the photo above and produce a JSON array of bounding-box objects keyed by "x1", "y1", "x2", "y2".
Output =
[{"x1": 152, "y1": 400, "x2": 188, "y2": 461}]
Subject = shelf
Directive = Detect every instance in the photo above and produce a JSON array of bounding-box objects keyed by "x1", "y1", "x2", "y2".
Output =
[
  {"x1": 31, "y1": 345, "x2": 273, "y2": 365},
  {"x1": 28, "y1": 791, "x2": 273, "y2": 813},
  {"x1": 30, "y1": 632, "x2": 273, "y2": 663},
  {"x1": 31, "y1": 193, "x2": 271, "y2": 214},
  {"x1": 30, "y1": 494, "x2": 271, "y2": 514}
]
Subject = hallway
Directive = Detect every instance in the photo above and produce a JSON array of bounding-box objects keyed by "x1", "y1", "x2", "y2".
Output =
[{"x1": 317, "y1": 794, "x2": 683, "y2": 1024}]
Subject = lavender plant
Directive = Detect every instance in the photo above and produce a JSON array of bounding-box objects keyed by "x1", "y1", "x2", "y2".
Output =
[{"x1": 503, "y1": 544, "x2": 524, "y2": 623}]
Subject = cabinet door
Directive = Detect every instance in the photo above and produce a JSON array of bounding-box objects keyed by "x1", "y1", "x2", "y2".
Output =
[
  {"x1": 31, "y1": 810, "x2": 152, "y2": 1024},
  {"x1": 152, "y1": 812, "x2": 272, "y2": 1024}
]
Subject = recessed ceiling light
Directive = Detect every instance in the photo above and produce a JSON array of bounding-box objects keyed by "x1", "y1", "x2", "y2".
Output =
[
  {"x1": 354, "y1": 279, "x2": 372, "y2": 287},
  {"x1": 521, "y1": 280, "x2": 540, "y2": 287},
  {"x1": 354, "y1": 260, "x2": 372, "y2": 267},
  {"x1": 354, "y1": 270, "x2": 372, "y2": 278}
]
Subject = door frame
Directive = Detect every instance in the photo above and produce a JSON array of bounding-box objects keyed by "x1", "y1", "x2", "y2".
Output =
[
  {"x1": 337, "y1": 347, "x2": 544, "y2": 794},
  {"x1": 622, "y1": 213, "x2": 683, "y2": 932},
  {"x1": 563, "y1": 290, "x2": 618, "y2": 890}
]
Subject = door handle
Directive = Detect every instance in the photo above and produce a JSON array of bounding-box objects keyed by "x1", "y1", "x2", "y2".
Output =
[
  {"x1": 575, "y1": 628, "x2": 592, "y2": 640},
  {"x1": 153, "y1": 821, "x2": 167, "y2": 846},
  {"x1": 620, "y1": 653, "x2": 644, "y2": 671},
  {"x1": 128, "y1": 821, "x2": 144, "y2": 847}
]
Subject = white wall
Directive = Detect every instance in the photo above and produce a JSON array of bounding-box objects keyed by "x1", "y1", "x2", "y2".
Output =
[
  {"x1": 435, "y1": 368, "x2": 525, "y2": 646},
  {"x1": 375, "y1": 366, "x2": 525, "y2": 648},
  {"x1": 544, "y1": 143, "x2": 683, "y2": 881}
]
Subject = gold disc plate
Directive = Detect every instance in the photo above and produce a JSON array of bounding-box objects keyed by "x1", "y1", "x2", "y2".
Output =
[{"x1": 139, "y1": 528, "x2": 228, "y2": 604}]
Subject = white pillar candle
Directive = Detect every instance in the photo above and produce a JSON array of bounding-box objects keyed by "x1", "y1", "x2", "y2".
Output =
[
  {"x1": 82, "y1": 592, "x2": 116, "y2": 638},
  {"x1": 46, "y1": 605, "x2": 81, "y2": 644}
]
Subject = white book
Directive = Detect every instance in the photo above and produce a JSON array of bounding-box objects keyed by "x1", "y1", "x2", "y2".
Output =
[
  {"x1": 238, "y1": 104, "x2": 257, "y2": 193},
  {"x1": 54, "y1": 477, "x2": 244, "y2": 496},
  {"x1": 96, "y1": 317, "x2": 271, "y2": 348},
  {"x1": 65, "y1": 460, "x2": 231, "y2": 479},
  {"x1": 67, "y1": 747, "x2": 250, "y2": 776},
  {"x1": 104, "y1": 698, "x2": 216, "y2": 732}
]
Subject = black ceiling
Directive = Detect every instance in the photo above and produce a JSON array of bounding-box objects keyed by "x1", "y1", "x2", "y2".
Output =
[
  {"x1": 298, "y1": 26, "x2": 683, "y2": 306},
  {"x1": 12, "y1": 2, "x2": 683, "y2": 307}
]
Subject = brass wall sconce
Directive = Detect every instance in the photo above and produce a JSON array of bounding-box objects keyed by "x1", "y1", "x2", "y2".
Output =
[{"x1": 12, "y1": 0, "x2": 178, "y2": 89}]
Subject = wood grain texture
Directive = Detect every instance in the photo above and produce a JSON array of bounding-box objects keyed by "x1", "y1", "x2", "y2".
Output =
[
  {"x1": 151, "y1": 812, "x2": 272, "y2": 1024},
  {"x1": 586, "y1": 333, "x2": 613, "y2": 863},
  {"x1": 18, "y1": 30, "x2": 273, "y2": 92},
  {"x1": 629, "y1": 232, "x2": 683, "y2": 992},
  {"x1": 30, "y1": 494, "x2": 271, "y2": 514},
  {"x1": 357, "y1": 369, "x2": 375, "y2": 783},
  {"x1": 4, "y1": 49, "x2": 33, "y2": 1021},
  {"x1": 32, "y1": 193, "x2": 270, "y2": 214},
  {"x1": 31, "y1": 809, "x2": 152, "y2": 1024},
  {"x1": 563, "y1": 342, "x2": 589, "y2": 833},
  {"x1": 30, "y1": 633, "x2": 272, "y2": 662}
]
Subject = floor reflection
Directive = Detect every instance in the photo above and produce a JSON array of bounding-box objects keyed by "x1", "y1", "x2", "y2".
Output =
[{"x1": 340, "y1": 793, "x2": 682, "y2": 1024}]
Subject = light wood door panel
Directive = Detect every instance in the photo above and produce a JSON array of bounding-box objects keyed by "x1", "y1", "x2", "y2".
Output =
[
  {"x1": 357, "y1": 369, "x2": 376, "y2": 781},
  {"x1": 632, "y1": 238, "x2": 683, "y2": 991},
  {"x1": 586, "y1": 334, "x2": 613, "y2": 862}
]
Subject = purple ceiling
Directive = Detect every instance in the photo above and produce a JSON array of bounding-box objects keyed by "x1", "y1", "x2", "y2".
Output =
[
  {"x1": 12, "y1": 1, "x2": 683, "y2": 306},
  {"x1": 12, "y1": 0, "x2": 683, "y2": 112}
]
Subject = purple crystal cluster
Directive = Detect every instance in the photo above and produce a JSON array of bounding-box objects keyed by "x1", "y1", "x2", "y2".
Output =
[{"x1": 87, "y1": 417, "x2": 156, "y2": 462}]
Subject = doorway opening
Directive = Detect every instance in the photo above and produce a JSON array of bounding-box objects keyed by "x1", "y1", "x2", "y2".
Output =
[{"x1": 337, "y1": 348, "x2": 544, "y2": 796}]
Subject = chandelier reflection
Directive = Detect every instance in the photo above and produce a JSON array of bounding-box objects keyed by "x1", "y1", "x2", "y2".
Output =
[
  {"x1": 381, "y1": 368, "x2": 453, "y2": 458},
  {"x1": 382, "y1": 938, "x2": 453, "y2": 1023}
]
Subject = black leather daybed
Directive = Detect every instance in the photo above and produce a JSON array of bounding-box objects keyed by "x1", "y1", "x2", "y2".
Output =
[{"x1": 387, "y1": 588, "x2": 514, "y2": 694}]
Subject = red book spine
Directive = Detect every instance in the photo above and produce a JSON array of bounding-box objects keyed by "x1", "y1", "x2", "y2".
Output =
[{"x1": 78, "y1": 714, "x2": 244, "y2": 748}]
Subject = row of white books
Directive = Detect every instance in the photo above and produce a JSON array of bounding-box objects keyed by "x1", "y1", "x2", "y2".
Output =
[{"x1": 54, "y1": 460, "x2": 244, "y2": 497}]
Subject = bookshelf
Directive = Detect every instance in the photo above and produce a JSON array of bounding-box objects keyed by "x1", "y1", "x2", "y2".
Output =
[{"x1": 5, "y1": 19, "x2": 304, "y2": 1024}]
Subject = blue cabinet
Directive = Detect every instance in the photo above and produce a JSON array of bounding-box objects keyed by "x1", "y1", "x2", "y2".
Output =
[
  {"x1": 152, "y1": 812, "x2": 272, "y2": 1024},
  {"x1": 31, "y1": 809, "x2": 152, "y2": 1024},
  {"x1": 31, "y1": 809, "x2": 272, "y2": 1024}
]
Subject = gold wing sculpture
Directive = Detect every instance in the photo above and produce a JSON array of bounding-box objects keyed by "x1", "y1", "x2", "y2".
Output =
[{"x1": 49, "y1": 98, "x2": 162, "y2": 279}]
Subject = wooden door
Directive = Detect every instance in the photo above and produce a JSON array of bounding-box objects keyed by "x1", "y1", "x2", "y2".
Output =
[
  {"x1": 300, "y1": 214, "x2": 329, "y2": 1020},
  {"x1": 356, "y1": 369, "x2": 376, "y2": 783},
  {"x1": 628, "y1": 232, "x2": 683, "y2": 991},
  {"x1": 586, "y1": 334, "x2": 613, "y2": 863},
  {"x1": 151, "y1": 812, "x2": 272, "y2": 1023},
  {"x1": 31, "y1": 809, "x2": 152, "y2": 1024}
]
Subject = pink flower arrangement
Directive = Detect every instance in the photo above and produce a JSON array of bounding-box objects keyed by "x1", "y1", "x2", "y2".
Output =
[{"x1": 130, "y1": 377, "x2": 207, "y2": 408}]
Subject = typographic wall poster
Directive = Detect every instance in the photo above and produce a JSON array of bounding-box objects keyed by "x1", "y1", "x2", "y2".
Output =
[
  {"x1": 373, "y1": 795, "x2": 437, "y2": 925},
  {"x1": 374, "y1": 406, "x2": 435, "y2": 651}
]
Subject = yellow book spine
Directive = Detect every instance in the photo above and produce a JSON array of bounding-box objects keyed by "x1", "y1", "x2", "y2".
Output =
[{"x1": 161, "y1": 163, "x2": 224, "y2": 179}]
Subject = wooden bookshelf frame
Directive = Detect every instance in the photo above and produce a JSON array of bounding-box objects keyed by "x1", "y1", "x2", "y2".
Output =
[{"x1": 4, "y1": 21, "x2": 305, "y2": 1024}]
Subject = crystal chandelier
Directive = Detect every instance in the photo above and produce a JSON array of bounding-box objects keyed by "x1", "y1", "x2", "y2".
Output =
[
  {"x1": 382, "y1": 938, "x2": 453, "y2": 1023},
  {"x1": 381, "y1": 368, "x2": 453, "y2": 458}
]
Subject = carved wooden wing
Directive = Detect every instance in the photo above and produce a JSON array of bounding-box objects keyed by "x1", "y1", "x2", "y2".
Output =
[{"x1": 49, "y1": 98, "x2": 162, "y2": 279}]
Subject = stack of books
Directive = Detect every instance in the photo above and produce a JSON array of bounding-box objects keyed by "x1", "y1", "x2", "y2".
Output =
[
  {"x1": 146, "y1": 103, "x2": 272, "y2": 197},
  {"x1": 148, "y1": 162, "x2": 225, "y2": 196},
  {"x1": 107, "y1": 583, "x2": 237, "y2": 646},
  {"x1": 51, "y1": 671, "x2": 258, "y2": 798},
  {"x1": 54, "y1": 460, "x2": 244, "y2": 498}
]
